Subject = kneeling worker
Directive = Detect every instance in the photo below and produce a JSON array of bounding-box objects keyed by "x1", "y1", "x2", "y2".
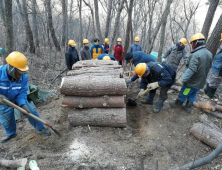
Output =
[
  {"x1": 135, "y1": 62, "x2": 176, "y2": 113},
  {"x1": 0, "y1": 52, "x2": 51, "y2": 143}
]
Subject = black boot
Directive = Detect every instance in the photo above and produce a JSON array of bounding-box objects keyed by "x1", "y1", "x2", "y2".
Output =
[
  {"x1": 141, "y1": 100, "x2": 153, "y2": 105},
  {"x1": 169, "y1": 99, "x2": 183, "y2": 108},
  {"x1": 1, "y1": 134, "x2": 17, "y2": 143},
  {"x1": 183, "y1": 101, "x2": 193, "y2": 113},
  {"x1": 208, "y1": 87, "x2": 217, "y2": 98},
  {"x1": 204, "y1": 83, "x2": 210, "y2": 95}
]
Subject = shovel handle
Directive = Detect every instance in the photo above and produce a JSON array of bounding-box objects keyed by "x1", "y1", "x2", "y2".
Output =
[
  {"x1": 128, "y1": 63, "x2": 133, "y2": 79},
  {"x1": 141, "y1": 88, "x2": 150, "y2": 96},
  {"x1": 2, "y1": 98, "x2": 46, "y2": 124}
]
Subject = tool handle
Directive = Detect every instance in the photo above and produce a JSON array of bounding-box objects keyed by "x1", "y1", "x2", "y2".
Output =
[
  {"x1": 128, "y1": 63, "x2": 133, "y2": 79},
  {"x1": 3, "y1": 98, "x2": 46, "y2": 124},
  {"x1": 142, "y1": 88, "x2": 150, "y2": 96}
]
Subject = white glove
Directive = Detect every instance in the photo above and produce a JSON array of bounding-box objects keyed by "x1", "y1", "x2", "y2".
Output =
[
  {"x1": 162, "y1": 58, "x2": 166, "y2": 63},
  {"x1": 176, "y1": 77, "x2": 183, "y2": 86},
  {"x1": 147, "y1": 82, "x2": 159, "y2": 90},
  {"x1": 137, "y1": 89, "x2": 145, "y2": 97}
]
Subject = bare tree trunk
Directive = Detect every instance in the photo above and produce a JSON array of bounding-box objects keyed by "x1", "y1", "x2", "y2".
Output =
[
  {"x1": 157, "y1": 0, "x2": 174, "y2": 61},
  {"x1": 110, "y1": 0, "x2": 125, "y2": 54},
  {"x1": 124, "y1": 0, "x2": 134, "y2": 54},
  {"x1": 78, "y1": 0, "x2": 83, "y2": 46},
  {"x1": 201, "y1": 0, "x2": 219, "y2": 40},
  {"x1": 104, "y1": 0, "x2": 113, "y2": 38},
  {"x1": 61, "y1": 0, "x2": 67, "y2": 47},
  {"x1": 94, "y1": 0, "x2": 103, "y2": 41},
  {"x1": 45, "y1": 0, "x2": 61, "y2": 51},
  {"x1": 0, "y1": 0, "x2": 13, "y2": 64},
  {"x1": 206, "y1": 14, "x2": 222, "y2": 58},
  {"x1": 31, "y1": 0, "x2": 40, "y2": 55}
]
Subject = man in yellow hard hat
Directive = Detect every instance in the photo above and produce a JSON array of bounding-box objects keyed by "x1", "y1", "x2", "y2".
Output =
[
  {"x1": 80, "y1": 39, "x2": 91, "y2": 60},
  {"x1": 129, "y1": 37, "x2": 142, "y2": 53},
  {"x1": 65, "y1": 39, "x2": 79, "y2": 70},
  {"x1": 203, "y1": 33, "x2": 222, "y2": 99},
  {"x1": 102, "y1": 38, "x2": 110, "y2": 54},
  {"x1": 0, "y1": 52, "x2": 51, "y2": 143},
  {"x1": 162, "y1": 38, "x2": 188, "y2": 71},
  {"x1": 170, "y1": 33, "x2": 212, "y2": 113},
  {"x1": 134, "y1": 61, "x2": 176, "y2": 113}
]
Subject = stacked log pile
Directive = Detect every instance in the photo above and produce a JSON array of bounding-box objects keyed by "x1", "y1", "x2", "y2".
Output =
[{"x1": 60, "y1": 60, "x2": 127, "y2": 128}]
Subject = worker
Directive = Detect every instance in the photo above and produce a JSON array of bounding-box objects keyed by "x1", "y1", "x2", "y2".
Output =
[
  {"x1": 135, "y1": 62, "x2": 176, "y2": 113},
  {"x1": 0, "y1": 52, "x2": 51, "y2": 143},
  {"x1": 113, "y1": 38, "x2": 124, "y2": 67},
  {"x1": 125, "y1": 51, "x2": 156, "y2": 83},
  {"x1": 102, "y1": 38, "x2": 110, "y2": 54},
  {"x1": 80, "y1": 39, "x2": 91, "y2": 60},
  {"x1": 65, "y1": 39, "x2": 79, "y2": 70},
  {"x1": 162, "y1": 38, "x2": 188, "y2": 71},
  {"x1": 90, "y1": 38, "x2": 104, "y2": 60},
  {"x1": 169, "y1": 33, "x2": 212, "y2": 113},
  {"x1": 203, "y1": 33, "x2": 222, "y2": 99},
  {"x1": 97, "y1": 54, "x2": 117, "y2": 61},
  {"x1": 129, "y1": 37, "x2": 142, "y2": 53}
]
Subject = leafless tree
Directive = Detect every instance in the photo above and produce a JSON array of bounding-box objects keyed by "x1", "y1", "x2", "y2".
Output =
[
  {"x1": 104, "y1": 0, "x2": 113, "y2": 38},
  {"x1": 61, "y1": 0, "x2": 67, "y2": 47},
  {"x1": 94, "y1": 0, "x2": 103, "y2": 41}
]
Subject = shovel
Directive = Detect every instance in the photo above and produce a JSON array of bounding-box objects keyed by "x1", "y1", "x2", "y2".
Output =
[
  {"x1": 127, "y1": 88, "x2": 151, "y2": 106},
  {"x1": 3, "y1": 98, "x2": 62, "y2": 137}
]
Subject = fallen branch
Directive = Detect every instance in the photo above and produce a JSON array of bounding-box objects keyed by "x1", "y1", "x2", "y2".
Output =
[
  {"x1": 193, "y1": 101, "x2": 222, "y2": 112},
  {"x1": 0, "y1": 158, "x2": 27, "y2": 168}
]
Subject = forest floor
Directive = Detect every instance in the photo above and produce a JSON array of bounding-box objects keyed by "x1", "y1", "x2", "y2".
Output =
[{"x1": 0, "y1": 53, "x2": 222, "y2": 170}]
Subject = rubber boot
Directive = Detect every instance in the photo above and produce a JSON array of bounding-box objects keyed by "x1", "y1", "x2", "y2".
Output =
[
  {"x1": 208, "y1": 87, "x2": 217, "y2": 98},
  {"x1": 141, "y1": 90, "x2": 155, "y2": 105},
  {"x1": 169, "y1": 99, "x2": 183, "y2": 108},
  {"x1": 153, "y1": 100, "x2": 165, "y2": 113},
  {"x1": 39, "y1": 127, "x2": 51, "y2": 136},
  {"x1": 204, "y1": 83, "x2": 209, "y2": 95},
  {"x1": 182, "y1": 101, "x2": 193, "y2": 113},
  {"x1": 1, "y1": 134, "x2": 17, "y2": 143}
]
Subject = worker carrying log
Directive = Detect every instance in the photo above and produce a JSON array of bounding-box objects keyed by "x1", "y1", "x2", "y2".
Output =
[
  {"x1": 65, "y1": 39, "x2": 80, "y2": 70},
  {"x1": 125, "y1": 51, "x2": 156, "y2": 83},
  {"x1": 96, "y1": 54, "x2": 117, "y2": 61},
  {"x1": 0, "y1": 52, "x2": 51, "y2": 143},
  {"x1": 162, "y1": 38, "x2": 188, "y2": 71},
  {"x1": 202, "y1": 33, "x2": 222, "y2": 99},
  {"x1": 170, "y1": 33, "x2": 212, "y2": 113},
  {"x1": 134, "y1": 62, "x2": 176, "y2": 113}
]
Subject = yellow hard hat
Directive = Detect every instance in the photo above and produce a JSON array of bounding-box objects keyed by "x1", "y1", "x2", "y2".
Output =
[
  {"x1": 134, "y1": 37, "x2": 140, "y2": 41},
  {"x1": 220, "y1": 33, "x2": 222, "y2": 41},
  {"x1": 83, "y1": 39, "x2": 89, "y2": 44},
  {"x1": 179, "y1": 38, "x2": 187, "y2": 45},
  {"x1": 103, "y1": 56, "x2": 111, "y2": 60},
  {"x1": 135, "y1": 63, "x2": 147, "y2": 77},
  {"x1": 117, "y1": 38, "x2": 122, "y2": 42},
  {"x1": 68, "y1": 39, "x2": 76, "y2": 46},
  {"x1": 105, "y1": 38, "x2": 109, "y2": 43},
  {"x1": 190, "y1": 33, "x2": 205, "y2": 44},
  {"x1": 6, "y1": 51, "x2": 29, "y2": 71}
]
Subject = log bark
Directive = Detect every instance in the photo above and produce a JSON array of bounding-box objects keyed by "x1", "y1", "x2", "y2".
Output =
[
  {"x1": 62, "y1": 96, "x2": 125, "y2": 108},
  {"x1": 0, "y1": 158, "x2": 27, "y2": 168},
  {"x1": 68, "y1": 108, "x2": 126, "y2": 127},
  {"x1": 75, "y1": 60, "x2": 118, "y2": 66},
  {"x1": 199, "y1": 114, "x2": 220, "y2": 131},
  {"x1": 60, "y1": 77, "x2": 127, "y2": 96},
  {"x1": 72, "y1": 64, "x2": 121, "y2": 70},
  {"x1": 193, "y1": 102, "x2": 222, "y2": 112},
  {"x1": 190, "y1": 122, "x2": 222, "y2": 148},
  {"x1": 203, "y1": 110, "x2": 222, "y2": 119}
]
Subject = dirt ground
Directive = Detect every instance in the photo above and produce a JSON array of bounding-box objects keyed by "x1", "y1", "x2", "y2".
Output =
[{"x1": 0, "y1": 54, "x2": 222, "y2": 170}]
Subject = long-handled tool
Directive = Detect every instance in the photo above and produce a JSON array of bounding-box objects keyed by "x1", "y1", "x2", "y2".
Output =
[
  {"x1": 3, "y1": 98, "x2": 62, "y2": 137},
  {"x1": 127, "y1": 88, "x2": 151, "y2": 106},
  {"x1": 128, "y1": 63, "x2": 133, "y2": 79}
]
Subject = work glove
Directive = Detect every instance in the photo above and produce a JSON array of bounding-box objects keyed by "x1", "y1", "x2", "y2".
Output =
[
  {"x1": 0, "y1": 95, "x2": 8, "y2": 105},
  {"x1": 162, "y1": 58, "x2": 166, "y2": 63},
  {"x1": 137, "y1": 89, "x2": 145, "y2": 97},
  {"x1": 147, "y1": 82, "x2": 159, "y2": 90},
  {"x1": 126, "y1": 79, "x2": 132, "y2": 84},
  {"x1": 176, "y1": 77, "x2": 183, "y2": 86}
]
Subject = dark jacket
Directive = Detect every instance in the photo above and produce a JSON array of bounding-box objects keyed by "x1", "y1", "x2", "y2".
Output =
[
  {"x1": 129, "y1": 44, "x2": 142, "y2": 53},
  {"x1": 140, "y1": 62, "x2": 176, "y2": 89},
  {"x1": 185, "y1": 45, "x2": 212, "y2": 89},
  {"x1": 102, "y1": 43, "x2": 109, "y2": 54},
  {"x1": 97, "y1": 54, "x2": 117, "y2": 61},
  {"x1": 80, "y1": 46, "x2": 91, "y2": 60},
  {"x1": 65, "y1": 47, "x2": 79, "y2": 70},
  {"x1": 211, "y1": 49, "x2": 222, "y2": 76}
]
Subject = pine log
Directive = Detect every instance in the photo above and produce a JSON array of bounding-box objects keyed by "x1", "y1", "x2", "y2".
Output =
[
  {"x1": 62, "y1": 96, "x2": 126, "y2": 108},
  {"x1": 203, "y1": 110, "x2": 222, "y2": 119},
  {"x1": 170, "y1": 85, "x2": 181, "y2": 92},
  {"x1": 190, "y1": 122, "x2": 222, "y2": 148},
  {"x1": 76, "y1": 60, "x2": 118, "y2": 65},
  {"x1": 72, "y1": 64, "x2": 121, "y2": 70},
  {"x1": 193, "y1": 102, "x2": 222, "y2": 112},
  {"x1": 68, "y1": 108, "x2": 126, "y2": 127},
  {"x1": 0, "y1": 158, "x2": 27, "y2": 168},
  {"x1": 199, "y1": 114, "x2": 220, "y2": 131},
  {"x1": 60, "y1": 77, "x2": 127, "y2": 96}
]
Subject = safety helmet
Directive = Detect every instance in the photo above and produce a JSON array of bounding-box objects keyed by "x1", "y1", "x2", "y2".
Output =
[
  {"x1": 220, "y1": 33, "x2": 222, "y2": 41},
  {"x1": 94, "y1": 38, "x2": 100, "y2": 42},
  {"x1": 103, "y1": 56, "x2": 111, "y2": 60},
  {"x1": 179, "y1": 38, "x2": 187, "y2": 45},
  {"x1": 6, "y1": 51, "x2": 29, "y2": 71},
  {"x1": 134, "y1": 37, "x2": 140, "y2": 41},
  {"x1": 190, "y1": 33, "x2": 205, "y2": 44},
  {"x1": 117, "y1": 38, "x2": 122, "y2": 42},
  {"x1": 105, "y1": 38, "x2": 109, "y2": 43},
  {"x1": 68, "y1": 40, "x2": 76, "y2": 46},
  {"x1": 83, "y1": 39, "x2": 89, "y2": 44},
  {"x1": 135, "y1": 63, "x2": 148, "y2": 77}
]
